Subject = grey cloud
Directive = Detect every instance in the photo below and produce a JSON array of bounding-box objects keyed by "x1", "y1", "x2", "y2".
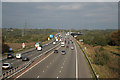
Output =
[
  {"x1": 2, "y1": 0, "x2": 119, "y2": 2},
  {"x1": 2, "y1": 2, "x2": 118, "y2": 29}
]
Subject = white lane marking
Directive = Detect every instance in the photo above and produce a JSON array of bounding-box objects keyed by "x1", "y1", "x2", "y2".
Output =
[
  {"x1": 74, "y1": 41, "x2": 78, "y2": 80},
  {"x1": 59, "y1": 71, "x2": 61, "y2": 73},
  {"x1": 57, "y1": 77, "x2": 59, "y2": 78},
  {"x1": 15, "y1": 45, "x2": 61, "y2": 79},
  {"x1": 43, "y1": 70, "x2": 44, "y2": 72},
  {"x1": 32, "y1": 43, "x2": 60, "y2": 61},
  {"x1": 50, "y1": 62, "x2": 51, "y2": 64},
  {"x1": 37, "y1": 76, "x2": 39, "y2": 78},
  {"x1": 47, "y1": 66, "x2": 48, "y2": 68}
]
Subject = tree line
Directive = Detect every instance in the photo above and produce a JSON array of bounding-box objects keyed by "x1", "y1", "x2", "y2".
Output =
[{"x1": 76, "y1": 30, "x2": 120, "y2": 46}]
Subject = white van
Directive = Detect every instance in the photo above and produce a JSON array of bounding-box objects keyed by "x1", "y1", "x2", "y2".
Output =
[
  {"x1": 53, "y1": 42, "x2": 56, "y2": 45},
  {"x1": 16, "y1": 54, "x2": 22, "y2": 59},
  {"x1": 37, "y1": 46, "x2": 42, "y2": 51}
]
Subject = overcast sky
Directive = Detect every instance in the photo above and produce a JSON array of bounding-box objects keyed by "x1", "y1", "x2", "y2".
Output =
[
  {"x1": 1, "y1": 0, "x2": 119, "y2": 2},
  {"x1": 2, "y1": 2, "x2": 118, "y2": 30}
]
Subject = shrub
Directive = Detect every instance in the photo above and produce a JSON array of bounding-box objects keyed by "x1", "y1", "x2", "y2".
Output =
[
  {"x1": 93, "y1": 52, "x2": 109, "y2": 66},
  {"x1": 77, "y1": 30, "x2": 116, "y2": 46}
]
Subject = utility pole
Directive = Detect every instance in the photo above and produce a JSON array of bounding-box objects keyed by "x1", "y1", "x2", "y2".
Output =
[{"x1": 22, "y1": 21, "x2": 27, "y2": 37}]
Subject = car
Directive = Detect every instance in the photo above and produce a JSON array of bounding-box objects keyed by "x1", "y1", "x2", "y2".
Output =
[
  {"x1": 7, "y1": 54, "x2": 14, "y2": 59},
  {"x1": 22, "y1": 56, "x2": 29, "y2": 61},
  {"x1": 37, "y1": 46, "x2": 42, "y2": 51},
  {"x1": 66, "y1": 46, "x2": 69, "y2": 48},
  {"x1": 16, "y1": 53, "x2": 22, "y2": 59},
  {"x1": 61, "y1": 44, "x2": 65, "y2": 47},
  {"x1": 53, "y1": 42, "x2": 56, "y2": 45},
  {"x1": 54, "y1": 50, "x2": 58, "y2": 53},
  {"x1": 46, "y1": 44, "x2": 48, "y2": 46},
  {"x1": 61, "y1": 51, "x2": 66, "y2": 55},
  {"x1": 2, "y1": 63, "x2": 12, "y2": 69},
  {"x1": 71, "y1": 41, "x2": 73, "y2": 44},
  {"x1": 71, "y1": 46, "x2": 74, "y2": 50},
  {"x1": 59, "y1": 39, "x2": 62, "y2": 41},
  {"x1": 35, "y1": 42, "x2": 42, "y2": 49}
]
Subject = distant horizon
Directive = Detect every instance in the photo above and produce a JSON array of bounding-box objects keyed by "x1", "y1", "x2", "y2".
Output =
[
  {"x1": 2, "y1": 2, "x2": 118, "y2": 30},
  {"x1": 2, "y1": 27, "x2": 118, "y2": 30}
]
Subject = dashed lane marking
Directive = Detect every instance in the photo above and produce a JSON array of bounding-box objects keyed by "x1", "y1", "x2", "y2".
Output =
[
  {"x1": 59, "y1": 71, "x2": 61, "y2": 73},
  {"x1": 37, "y1": 76, "x2": 39, "y2": 78},
  {"x1": 61, "y1": 66, "x2": 63, "y2": 69},
  {"x1": 15, "y1": 44, "x2": 61, "y2": 79}
]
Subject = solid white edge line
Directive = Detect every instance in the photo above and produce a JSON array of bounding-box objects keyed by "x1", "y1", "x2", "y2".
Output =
[
  {"x1": 15, "y1": 45, "x2": 61, "y2": 79},
  {"x1": 74, "y1": 40, "x2": 78, "y2": 80}
]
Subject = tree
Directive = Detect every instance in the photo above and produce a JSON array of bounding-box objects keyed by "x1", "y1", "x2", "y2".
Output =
[{"x1": 110, "y1": 30, "x2": 120, "y2": 46}]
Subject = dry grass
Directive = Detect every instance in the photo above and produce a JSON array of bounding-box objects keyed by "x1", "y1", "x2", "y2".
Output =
[
  {"x1": 4, "y1": 40, "x2": 51, "y2": 52},
  {"x1": 4, "y1": 43, "x2": 35, "y2": 51},
  {"x1": 103, "y1": 45, "x2": 119, "y2": 54},
  {"x1": 77, "y1": 40, "x2": 119, "y2": 78}
]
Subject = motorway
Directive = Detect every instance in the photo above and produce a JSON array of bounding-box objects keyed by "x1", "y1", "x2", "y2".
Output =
[
  {"x1": 11, "y1": 35, "x2": 92, "y2": 79},
  {"x1": 2, "y1": 40, "x2": 59, "y2": 73}
]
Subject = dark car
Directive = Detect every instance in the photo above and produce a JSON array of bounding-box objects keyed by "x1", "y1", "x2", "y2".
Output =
[
  {"x1": 54, "y1": 50, "x2": 58, "y2": 53},
  {"x1": 72, "y1": 41, "x2": 73, "y2": 44},
  {"x1": 7, "y1": 54, "x2": 14, "y2": 59},
  {"x1": 22, "y1": 57, "x2": 29, "y2": 61},
  {"x1": 66, "y1": 45, "x2": 69, "y2": 48},
  {"x1": 61, "y1": 50, "x2": 66, "y2": 55}
]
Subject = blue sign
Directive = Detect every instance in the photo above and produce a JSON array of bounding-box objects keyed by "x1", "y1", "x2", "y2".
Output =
[
  {"x1": 50, "y1": 35, "x2": 53, "y2": 38},
  {"x1": 9, "y1": 48, "x2": 12, "y2": 51}
]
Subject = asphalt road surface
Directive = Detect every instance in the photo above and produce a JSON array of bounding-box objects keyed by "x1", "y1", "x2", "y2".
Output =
[
  {"x1": 14, "y1": 35, "x2": 92, "y2": 79},
  {"x1": 2, "y1": 40, "x2": 59, "y2": 73}
]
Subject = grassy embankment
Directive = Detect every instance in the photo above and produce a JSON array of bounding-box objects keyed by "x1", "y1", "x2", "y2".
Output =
[{"x1": 76, "y1": 30, "x2": 120, "y2": 78}]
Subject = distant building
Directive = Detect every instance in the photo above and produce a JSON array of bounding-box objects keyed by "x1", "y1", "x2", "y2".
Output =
[
  {"x1": 71, "y1": 32, "x2": 83, "y2": 37},
  {"x1": 6, "y1": 28, "x2": 14, "y2": 32}
]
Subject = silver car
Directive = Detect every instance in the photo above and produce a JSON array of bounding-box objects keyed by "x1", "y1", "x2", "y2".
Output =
[
  {"x1": 61, "y1": 51, "x2": 66, "y2": 55},
  {"x1": 2, "y1": 63, "x2": 12, "y2": 69},
  {"x1": 71, "y1": 46, "x2": 74, "y2": 50}
]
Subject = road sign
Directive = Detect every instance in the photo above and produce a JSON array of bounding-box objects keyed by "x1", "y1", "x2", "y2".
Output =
[
  {"x1": 22, "y1": 42, "x2": 25, "y2": 49},
  {"x1": 9, "y1": 48, "x2": 12, "y2": 51},
  {"x1": 50, "y1": 35, "x2": 53, "y2": 38}
]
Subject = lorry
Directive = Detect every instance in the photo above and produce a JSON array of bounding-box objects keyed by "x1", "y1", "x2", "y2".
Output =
[
  {"x1": 61, "y1": 42, "x2": 65, "y2": 47},
  {"x1": 35, "y1": 42, "x2": 42, "y2": 50},
  {"x1": 37, "y1": 46, "x2": 42, "y2": 51}
]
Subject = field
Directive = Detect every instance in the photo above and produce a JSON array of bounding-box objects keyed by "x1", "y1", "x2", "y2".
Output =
[{"x1": 2, "y1": 28, "x2": 58, "y2": 54}]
